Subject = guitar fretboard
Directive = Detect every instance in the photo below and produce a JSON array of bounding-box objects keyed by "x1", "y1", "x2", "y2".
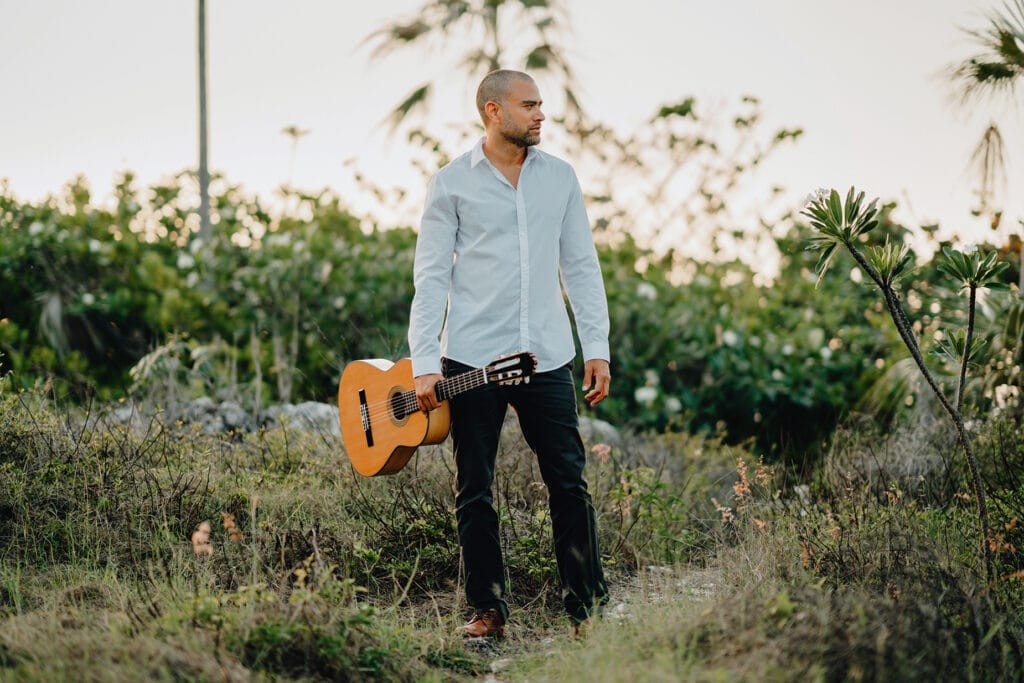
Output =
[{"x1": 394, "y1": 368, "x2": 488, "y2": 419}]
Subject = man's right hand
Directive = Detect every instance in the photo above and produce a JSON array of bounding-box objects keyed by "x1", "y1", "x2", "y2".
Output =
[{"x1": 414, "y1": 373, "x2": 443, "y2": 413}]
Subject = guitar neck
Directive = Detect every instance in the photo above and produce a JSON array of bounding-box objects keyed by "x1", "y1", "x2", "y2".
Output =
[
  {"x1": 396, "y1": 367, "x2": 489, "y2": 416},
  {"x1": 435, "y1": 367, "x2": 488, "y2": 401}
]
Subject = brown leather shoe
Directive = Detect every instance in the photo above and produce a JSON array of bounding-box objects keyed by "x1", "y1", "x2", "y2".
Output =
[
  {"x1": 462, "y1": 608, "x2": 505, "y2": 638},
  {"x1": 572, "y1": 619, "x2": 589, "y2": 639}
]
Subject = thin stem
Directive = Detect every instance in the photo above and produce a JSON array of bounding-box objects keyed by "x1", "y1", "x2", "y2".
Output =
[{"x1": 957, "y1": 285, "x2": 977, "y2": 414}]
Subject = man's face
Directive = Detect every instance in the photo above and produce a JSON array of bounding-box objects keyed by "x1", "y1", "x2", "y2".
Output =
[{"x1": 496, "y1": 79, "x2": 545, "y2": 148}]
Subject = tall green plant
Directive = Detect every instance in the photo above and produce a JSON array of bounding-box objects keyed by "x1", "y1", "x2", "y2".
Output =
[{"x1": 803, "y1": 187, "x2": 1010, "y2": 579}]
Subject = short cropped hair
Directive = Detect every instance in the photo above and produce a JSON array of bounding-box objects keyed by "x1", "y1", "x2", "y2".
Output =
[{"x1": 476, "y1": 70, "x2": 534, "y2": 124}]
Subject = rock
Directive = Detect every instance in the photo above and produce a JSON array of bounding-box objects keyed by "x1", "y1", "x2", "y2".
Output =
[
  {"x1": 578, "y1": 416, "x2": 622, "y2": 446},
  {"x1": 263, "y1": 401, "x2": 340, "y2": 436},
  {"x1": 184, "y1": 397, "x2": 216, "y2": 422},
  {"x1": 218, "y1": 400, "x2": 251, "y2": 432}
]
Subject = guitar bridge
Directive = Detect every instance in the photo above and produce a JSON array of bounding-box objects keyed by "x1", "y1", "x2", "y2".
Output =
[{"x1": 359, "y1": 389, "x2": 374, "y2": 447}]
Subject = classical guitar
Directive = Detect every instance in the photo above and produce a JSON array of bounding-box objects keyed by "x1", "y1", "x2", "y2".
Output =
[{"x1": 338, "y1": 352, "x2": 537, "y2": 476}]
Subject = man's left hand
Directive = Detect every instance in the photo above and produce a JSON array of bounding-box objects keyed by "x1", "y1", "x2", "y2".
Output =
[{"x1": 581, "y1": 359, "x2": 611, "y2": 407}]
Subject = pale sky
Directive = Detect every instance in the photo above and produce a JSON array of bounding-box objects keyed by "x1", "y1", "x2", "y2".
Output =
[{"x1": 2, "y1": 0, "x2": 1021, "y2": 249}]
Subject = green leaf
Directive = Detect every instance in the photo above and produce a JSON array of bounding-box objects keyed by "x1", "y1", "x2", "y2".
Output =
[
  {"x1": 932, "y1": 328, "x2": 989, "y2": 367},
  {"x1": 814, "y1": 243, "x2": 838, "y2": 286},
  {"x1": 655, "y1": 98, "x2": 697, "y2": 120},
  {"x1": 827, "y1": 190, "x2": 843, "y2": 231},
  {"x1": 525, "y1": 44, "x2": 553, "y2": 70},
  {"x1": 386, "y1": 83, "x2": 432, "y2": 130}
]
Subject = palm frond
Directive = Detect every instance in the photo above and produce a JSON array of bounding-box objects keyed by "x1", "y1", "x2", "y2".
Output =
[
  {"x1": 969, "y1": 123, "x2": 1007, "y2": 212},
  {"x1": 949, "y1": 0, "x2": 1024, "y2": 104},
  {"x1": 384, "y1": 83, "x2": 433, "y2": 132}
]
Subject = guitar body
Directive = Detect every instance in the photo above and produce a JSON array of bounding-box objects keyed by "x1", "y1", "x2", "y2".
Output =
[{"x1": 338, "y1": 358, "x2": 451, "y2": 477}]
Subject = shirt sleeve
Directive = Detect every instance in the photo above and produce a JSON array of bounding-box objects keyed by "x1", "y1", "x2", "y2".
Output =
[
  {"x1": 408, "y1": 172, "x2": 457, "y2": 377},
  {"x1": 558, "y1": 170, "x2": 610, "y2": 364}
]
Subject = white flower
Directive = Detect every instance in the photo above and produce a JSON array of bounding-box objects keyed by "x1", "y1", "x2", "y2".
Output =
[
  {"x1": 28, "y1": 221, "x2": 44, "y2": 236},
  {"x1": 722, "y1": 330, "x2": 739, "y2": 347},
  {"x1": 665, "y1": 396, "x2": 682, "y2": 413},
  {"x1": 644, "y1": 369, "x2": 659, "y2": 386},
  {"x1": 771, "y1": 369, "x2": 785, "y2": 381},
  {"x1": 82, "y1": 293, "x2": 95, "y2": 306},
  {"x1": 88, "y1": 239, "x2": 101, "y2": 253},
  {"x1": 177, "y1": 253, "x2": 195, "y2": 270},
  {"x1": 994, "y1": 384, "x2": 1020, "y2": 410},
  {"x1": 820, "y1": 347, "x2": 832, "y2": 360},
  {"x1": 782, "y1": 343, "x2": 794, "y2": 356},
  {"x1": 804, "y1": 187, "x2": 830, "y2": 207},
  {"x1": 961, "y1": 243, "x2": 978, "y2": 255},
  {"x1": 634, "y1": 386, "x2": 657, "y2": 406},
  {"x1": 636, "y1": 282, "x2": 657, "y2": 301}
]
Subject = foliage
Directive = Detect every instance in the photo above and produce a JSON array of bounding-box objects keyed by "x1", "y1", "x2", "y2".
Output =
[
  {"x1": 0, "y1": 173, "x2": 415, "y2": 407},
  {"x1": 946, "y1": 0, "x2": 1024, "y2": 288},
  {"x1": 0, "y1": 389, "x2": 729, "y2": 679},
  {"x1": 509, "y1": 421, "x2": 1024, "y2": 682},
  {"x1": 2, "y1": 170, "x2": 909, "y2": 463},
  {"x1": 364, "y1": 0, "x2": 584, "y2": 133},
  {"x1": 595, "y1": 225, "x2": 886, "y2": 461},
  {"x1": 571, "y1": 95, "x2": 803, "y2": 269},
  {"x1": 803, "y1": 185, "x2": 1019, "y2": 579},
  {"x1": 2, "y1": 386, "x2": 1023, "y2": 680}
]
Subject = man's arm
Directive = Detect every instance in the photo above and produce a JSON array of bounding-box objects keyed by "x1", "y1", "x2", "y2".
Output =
[
  {"x1": 558, "y1": 171, "x2": 611, "y2": 406},
  {"x1": 408, "y1": 173, "x2": 457, "y2": 411}
]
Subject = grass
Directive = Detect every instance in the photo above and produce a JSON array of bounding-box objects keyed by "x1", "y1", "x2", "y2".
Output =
[{"x1": 1, "y1": 387, "x2": 1022, "y2": 681}]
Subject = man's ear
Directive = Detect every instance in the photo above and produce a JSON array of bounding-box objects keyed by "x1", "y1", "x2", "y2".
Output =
[{"x1": 484, "y1": 100, "x2": 502, "y2": 124}]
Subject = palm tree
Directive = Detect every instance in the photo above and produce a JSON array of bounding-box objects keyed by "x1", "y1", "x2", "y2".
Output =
[
  {"x1": 197, "y1": 0, "x2": 211, "y2": 244},
  {"x1": 949, "y1": 0, "x2": 1024, "y2": 290},
  {"x1": 364, "y1": 0, "x2": 584, "y2": 133}
]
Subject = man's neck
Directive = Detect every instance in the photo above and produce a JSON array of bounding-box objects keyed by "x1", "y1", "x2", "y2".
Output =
[{"x1": 482, "y1": 133, "x2": 528, "y2": 168}]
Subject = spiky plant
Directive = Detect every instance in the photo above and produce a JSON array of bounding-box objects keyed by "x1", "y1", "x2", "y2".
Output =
[{"x1": 804, "y1": 187, "x2": 1010, "y2": 579}]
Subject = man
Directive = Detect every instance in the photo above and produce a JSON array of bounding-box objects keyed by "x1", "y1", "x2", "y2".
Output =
[{"x1": 408, "y1": 69, "x2": 610, "y2": 638}]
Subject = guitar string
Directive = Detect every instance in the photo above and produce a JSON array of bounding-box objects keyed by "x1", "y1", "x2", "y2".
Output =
[
  {"x1": 357, "y1": 368, "x2": 489, "y2": 422},
  {"x1": 358, "y1": 366, "x2": 531, "y2": 423},
  {"x1": 352, "y1": 355, "x2": 535, "y2": 425},
  {"x1": 359, "y1": 372, "x2": 478, "y2": 422}
]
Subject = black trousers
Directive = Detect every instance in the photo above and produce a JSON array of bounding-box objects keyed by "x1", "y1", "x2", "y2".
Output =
[{"x1": 443, "y1": 358, "x2": 609, "y2": 623}]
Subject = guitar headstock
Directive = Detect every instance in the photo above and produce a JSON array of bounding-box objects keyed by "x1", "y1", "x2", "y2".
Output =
[{"x1": 485, "y1": 352, "x2": 538, "y2": 386}]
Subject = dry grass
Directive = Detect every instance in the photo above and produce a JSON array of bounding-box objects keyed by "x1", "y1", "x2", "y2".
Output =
[{"x1": 1, "y1": 391, "x2": 1022, "y2": 681}]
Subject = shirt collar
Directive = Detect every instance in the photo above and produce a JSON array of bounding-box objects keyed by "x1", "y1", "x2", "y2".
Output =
[
  {"x1": 470, "y1": 136, "x2": 538, "y2": 168},
  {"x1": 470, "y1": 137, "x2": 487, "y2": 167}
]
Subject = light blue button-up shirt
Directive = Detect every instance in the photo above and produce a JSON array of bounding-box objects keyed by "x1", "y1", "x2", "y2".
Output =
[{"x1": 408, "y1": 138, "x2": 610, "y2": 377}]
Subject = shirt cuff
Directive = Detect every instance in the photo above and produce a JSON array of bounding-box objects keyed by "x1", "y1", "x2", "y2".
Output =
[
  {"x1": 411, "y1": 355, "x2": 443, "y2": 377},
  {"x1": 581, "y1": 340, "x2": 611, "y2": 364}
]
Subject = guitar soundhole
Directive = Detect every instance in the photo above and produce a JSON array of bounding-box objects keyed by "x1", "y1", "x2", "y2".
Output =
[{"x1": 388, "y1": 386, "x2": 411, "y2": 426}]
